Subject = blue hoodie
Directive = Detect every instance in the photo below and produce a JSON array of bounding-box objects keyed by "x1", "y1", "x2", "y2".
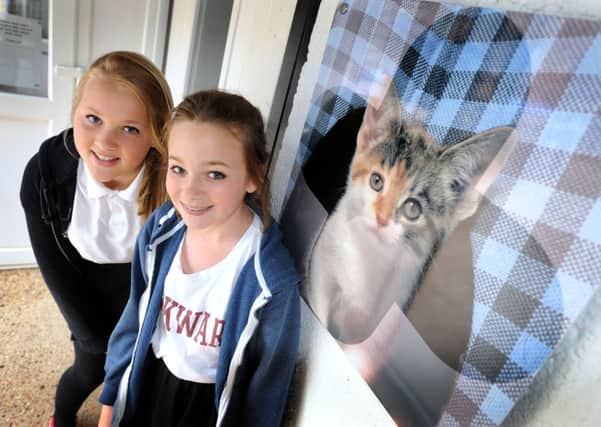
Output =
[{"x1": 99, "y1": 201, "x2": 301, "y2": 426}]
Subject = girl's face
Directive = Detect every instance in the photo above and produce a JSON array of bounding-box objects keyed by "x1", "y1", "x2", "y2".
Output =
[
  {"x1": 72, "y1": 75, "x2": 153, "y2": 190},
  {"x1": 166, "y1": 120, "x2": 257, "y2": 235}
]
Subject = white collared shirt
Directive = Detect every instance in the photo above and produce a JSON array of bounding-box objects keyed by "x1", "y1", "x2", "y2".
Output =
[{"x1": 67, "y1": 159, "x2": 144, "y2": 264}]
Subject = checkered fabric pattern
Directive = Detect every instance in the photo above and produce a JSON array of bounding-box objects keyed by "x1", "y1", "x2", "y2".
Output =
[{"x1": 285, "y1": 0, "x2": 601, "y2": 425}]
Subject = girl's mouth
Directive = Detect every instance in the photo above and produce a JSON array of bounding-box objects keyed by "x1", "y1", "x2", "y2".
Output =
[
  {"x1": 182, "y1": 202, "x2": 212, "y2": 216},
  {"x1": 92, "y1": 150, "x2": 119, "y2": 164}
]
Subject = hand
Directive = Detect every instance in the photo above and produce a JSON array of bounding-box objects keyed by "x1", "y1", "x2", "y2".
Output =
[{"x1": 98, "y1": 405, "x2": 113, "y2": 427}]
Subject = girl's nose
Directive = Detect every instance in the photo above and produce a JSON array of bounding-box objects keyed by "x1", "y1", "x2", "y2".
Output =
[
  {"x1": 95, "y1": 129, "x2": 118, "y2": 151},
  {"x1": 184, "y1": 176, "x2": 206, "y2": 194}
]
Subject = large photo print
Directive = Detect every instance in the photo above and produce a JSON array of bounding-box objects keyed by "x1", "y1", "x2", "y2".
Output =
[{"x1": 281, "y1": 1, "x2": 601, "y2": 425}]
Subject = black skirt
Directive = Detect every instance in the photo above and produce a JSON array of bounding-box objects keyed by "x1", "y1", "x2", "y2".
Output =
[{"x1": 124, "y1": 348, "x2": 218, "y2": 427}]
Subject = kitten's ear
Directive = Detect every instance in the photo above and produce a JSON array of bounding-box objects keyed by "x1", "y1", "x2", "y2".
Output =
[
  {"x1": 357, "y1": 82, "x2": 402, "y2": 152},
  {"x1": 442, "y1": 126, "x2": 517, "y2": 222}
]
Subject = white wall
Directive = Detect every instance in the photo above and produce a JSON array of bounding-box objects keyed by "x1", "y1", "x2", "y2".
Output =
[
  {"x1": 163, "y1": 0, "x2": 199, "y2": 105},
  {"x1": 218, "y1": 0, "x2": 298, "y2": 120},
  {"x1": 163, "y1": 0, "x2": 233, "y2": 105},
  {"x1": 75, "y1": 0, "x2": 169, "y2": 68}
]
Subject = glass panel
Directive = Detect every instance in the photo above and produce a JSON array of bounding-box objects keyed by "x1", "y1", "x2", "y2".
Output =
[
  {"x1": 0, "y1": 0, "x2": 49, "y2": 97},
  {"x1": 186, "y1": 0, "x2": 233, "y2": 93}
]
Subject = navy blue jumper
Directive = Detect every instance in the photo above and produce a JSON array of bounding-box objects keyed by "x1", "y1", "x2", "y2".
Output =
[{"x1": 100, "y1": 201, "x2": 301, "y2": 427}]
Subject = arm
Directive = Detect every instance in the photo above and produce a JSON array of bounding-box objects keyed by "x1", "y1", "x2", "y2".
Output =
[
  {"x1": 98, "y1": 218, "x2": 152, "y2": 405},
  {"x1": 20, "y1": 153, "x2": 102, "y2": 347},
  {"x1": 98, "y1": 405, "x2": 113, "y2": 427}
]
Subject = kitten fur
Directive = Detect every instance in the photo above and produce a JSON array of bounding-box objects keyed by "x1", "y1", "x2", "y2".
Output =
[{"x1": 307, "y1": 84, "x2": 514, "y2": 344}]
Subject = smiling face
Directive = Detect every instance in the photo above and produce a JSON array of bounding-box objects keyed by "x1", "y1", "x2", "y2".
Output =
[
  {"x1": 166, "y1": 120, "x2": 257, "y2": 235},
  {"x1": 72, "y1": 74, "x2": 153, "y2": 190}
]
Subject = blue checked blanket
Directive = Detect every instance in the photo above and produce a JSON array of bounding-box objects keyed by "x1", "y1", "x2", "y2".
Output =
[{"x1": 285, "y1": 0, "x2": 601, "y2": 425}]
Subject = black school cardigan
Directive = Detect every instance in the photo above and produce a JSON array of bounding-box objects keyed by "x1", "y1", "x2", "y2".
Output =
[{"x1": 20, "y1": 129, "x2": 130, "y2": 354}]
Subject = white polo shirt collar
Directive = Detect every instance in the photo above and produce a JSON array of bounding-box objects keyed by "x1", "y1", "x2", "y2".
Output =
[{"x1": 81, "y1": 159, "x2": 143, "y2": 202}]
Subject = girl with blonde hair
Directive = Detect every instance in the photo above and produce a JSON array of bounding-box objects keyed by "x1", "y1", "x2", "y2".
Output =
[{"x1": 20, "y1": 51, "x2": 173, "y2": 427}]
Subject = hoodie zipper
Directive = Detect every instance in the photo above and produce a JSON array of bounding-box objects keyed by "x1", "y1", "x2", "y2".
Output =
[
  {"x1": 42, "y1": 187, "x2": 80, "y2": 273},
  {"x1": 216, "y1": 243, "x2": 272, "y2": 427},
  {"x1": 216, "y1": 294, "x2": 270, "y2": 427},
  {"x1": 114, "y1": 246, "x2": 156, "y2": 425},
  {"x1": 114, "y1": 216, "x2": 183, "y2": 425}
]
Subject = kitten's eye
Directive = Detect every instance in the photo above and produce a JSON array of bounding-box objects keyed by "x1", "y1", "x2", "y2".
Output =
[
  {"x1": 369, "y1": 172, "x2": 384, "y2": 192},
  {"x1": 85, "y1": 114, "x2": 101, "y2": 125},
  {"x1": 401, "y1": 198, "x2": 422, "y2": 221}
]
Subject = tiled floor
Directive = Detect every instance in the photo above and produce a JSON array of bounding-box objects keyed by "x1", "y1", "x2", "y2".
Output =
[{"x1": 0, "y1": 268, "x2": 100, "y2": 426}]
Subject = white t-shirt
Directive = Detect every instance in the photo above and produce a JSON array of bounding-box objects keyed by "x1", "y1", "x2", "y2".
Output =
[
  {"x1": 67, "y1": 159, "x2": 144, "y2": 264},
  {"x1": 151, "y1": 214, "x2": 262, "y2": 383}
]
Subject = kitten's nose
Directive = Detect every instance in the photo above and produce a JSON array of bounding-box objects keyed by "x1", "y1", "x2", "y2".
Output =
[{"x1": 376, "y1": 213, "x2": 389, "y2": 226}]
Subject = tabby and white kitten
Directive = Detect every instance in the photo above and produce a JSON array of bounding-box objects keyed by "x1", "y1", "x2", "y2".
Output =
[{"x1": 307, "y1": 85, "x2": 513, "y2": 344}]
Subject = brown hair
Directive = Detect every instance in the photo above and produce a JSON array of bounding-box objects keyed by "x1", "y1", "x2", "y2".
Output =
[
  {"x1": 165, "y1": 90, "x2": 271, "y2": 230},
  {"x1": 72, "y1": 51, "x2": 173, "y2": 219}
]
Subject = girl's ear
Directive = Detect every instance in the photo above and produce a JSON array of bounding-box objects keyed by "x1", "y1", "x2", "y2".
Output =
[
  {"x1": 246, "y1": 180, "x2": 258, "y2": 194},
  {"x1": 246, "y1": 165, "x2": 263, "y2": 194}
]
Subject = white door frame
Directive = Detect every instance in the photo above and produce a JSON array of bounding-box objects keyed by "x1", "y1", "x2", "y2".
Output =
[
  {"x1": 1, "y1": 0, "x2": 171, "y2": 268},
  {"x1": 0, "y1": 0, "x2": 77, "y2": 268}
]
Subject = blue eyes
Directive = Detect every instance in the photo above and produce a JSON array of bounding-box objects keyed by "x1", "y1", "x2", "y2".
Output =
[
  {"x1": 84, "y1": 115, "x2": 139, "y2": 135},
  {"x1": 123, "y1": 126, "x2": 140, "y2": 135},
  {"x1": 170, "y1": 165, "x2": 184, "y2": 175},
  {"x1": 169, "y1": 166, "x2": 226, "y2": 181},
  {"x1": 86, "y1": 114, "x2": 101, "y2": 124},
  {"x1": 208, "y1": 171, "x2": 225, "y2": 180}
]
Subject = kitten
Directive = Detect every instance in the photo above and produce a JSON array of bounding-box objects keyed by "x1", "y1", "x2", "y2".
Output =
[{"x1": 306, "y1": 84, "x2": 514, "y2": 344}]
